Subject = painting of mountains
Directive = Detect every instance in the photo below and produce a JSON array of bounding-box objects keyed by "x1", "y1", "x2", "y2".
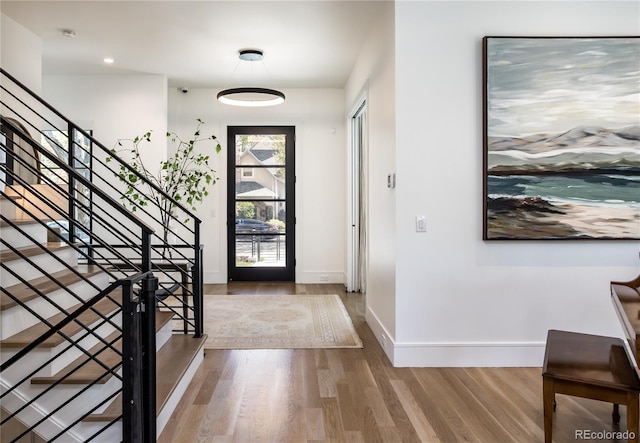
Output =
[{"x1": 483, "y1": 37, "x2": 640, "y2": 240}]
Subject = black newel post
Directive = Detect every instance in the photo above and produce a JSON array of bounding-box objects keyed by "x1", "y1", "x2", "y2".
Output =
[{"x1": 141, "y1": 274, "x2": 158, "y2": 442}]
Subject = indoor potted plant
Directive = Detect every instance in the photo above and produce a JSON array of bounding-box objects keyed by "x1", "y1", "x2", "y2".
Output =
[{"x1": 107, "y1": 118, "x2": 221, "y2": 248}]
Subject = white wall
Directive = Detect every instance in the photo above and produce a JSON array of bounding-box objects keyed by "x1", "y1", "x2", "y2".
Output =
[
  {"x1": 42, "y1": 75, "x2": 167, "y2": 158},
  {"x1": 1, "y1": 13, "x2": 43, "y2": 139},
  {"x1": 392, "y1": 1, "x2": 640, "y2": 366},
  {"x1": 1, "y1": 14, "x2": 42, "y2": 93},
  {"x1": 344, "y1": 1, "x2": 397, "y2": 354},
  {"x1": 14, "y1": 1, "x2": 639, "y2": 369},
  {"x1": 168, "y1": 87, "x2": 346, "y2": 284},
  {"x1": 41, "y1": 75, "x2": 168, "y2": 240}
]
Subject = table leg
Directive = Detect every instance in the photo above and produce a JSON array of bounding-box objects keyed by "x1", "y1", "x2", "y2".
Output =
[
  {"x1": 543, "y1": 376, "x2": 554, "y2": 443},
  {"x1": 627, "y1": 394, "x2": 638, "y2": 443}
]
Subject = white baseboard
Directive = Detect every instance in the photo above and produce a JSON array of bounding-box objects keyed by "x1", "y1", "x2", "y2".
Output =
[
  {"x1": 204, "y1": 271, "x2": 226, "y2": 284},
  {"x1": 298, "y1": 271, "x2": 345, "y2": 284},
  {"x1": 392, "y1": 341, "x2": 546, "y2": 367},
  {"x1": 365, "y1": 306, "x2": 395, "y2": 362},
  {"x1": 204, "y1": 271, "x2": 347, "y2": 285},
  {"x1": 365, "y1": 305, "x2": 545, "y2": 367}
]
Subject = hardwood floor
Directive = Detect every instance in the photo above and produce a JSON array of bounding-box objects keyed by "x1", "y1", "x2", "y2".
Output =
[{"x1": 158, "y1": 283, "x2": 633, "y2": 443}]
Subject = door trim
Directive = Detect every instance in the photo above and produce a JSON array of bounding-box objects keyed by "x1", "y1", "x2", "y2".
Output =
[{"x1": 227, "y1": 125, "x2": 295, "y2": 281}]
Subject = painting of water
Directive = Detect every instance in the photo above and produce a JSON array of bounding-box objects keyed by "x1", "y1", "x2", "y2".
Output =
[{"x1": 483, "y1": 37, "x2": 640, "y2": 240}]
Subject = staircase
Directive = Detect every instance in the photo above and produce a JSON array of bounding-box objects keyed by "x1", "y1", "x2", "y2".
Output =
[{"x1": 0, "y1": 68, "x2": 207, "y2": 442}]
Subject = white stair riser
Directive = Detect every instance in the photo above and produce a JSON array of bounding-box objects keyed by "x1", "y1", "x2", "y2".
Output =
[
  {"x1": 1, "y1": 316, "x2": 122, "y2": 377},
  {"x1": 0, "y1": 378, "x2": 86, "y2": 443},
  {"x1": 156, "y1": 319, "x2": 173, "y2": 351},
  {"x1": 0, "y1": 315, "x2": 171, "y2": 389},
  {"x1": 0, "y1": 312, "x2": 168, "y2": 383},
  {"x1": 0, "y1": 273, "x2": 109, "y2": 340},
  {"x1": 0, "y1": 323, "x2": 183, "y2": 443},
  {"x1": 76, "y1": 422, "x2": 121, "y2": 443},
  {"x1": 1, "y1": 373, "x2": 121, "y2": 442},
  {"x1": 0, "y1": 222, "x2": 48, "y2": 251},
  {"x1": 0, "y1": 197, "x2": 22, "y2": 220},
  {"x1": 156, "y1": 347, "x2": 203, "y2": 435},
  {"x1": 0, "y1": 247, "x2": 79, "y2": 288},
  {"x1": 1, "y1": 294, "x2": 169, "y2": 372},
  {"x1": 78, "y1": 345, "x2": 205, "y2": 443}
]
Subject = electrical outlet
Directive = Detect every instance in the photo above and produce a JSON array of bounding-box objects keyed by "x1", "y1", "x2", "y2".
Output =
[
  {"x1": 381, "y1": 333, "x2": 387, "y2": 347},
  {"x1": 319, "y1": 274, "x2": 329, "y2": 282}
]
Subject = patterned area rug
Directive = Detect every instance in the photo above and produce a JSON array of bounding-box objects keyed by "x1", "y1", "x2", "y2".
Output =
[{"x1": 203, "y1": 294, "x2": 363, "y2": 349}]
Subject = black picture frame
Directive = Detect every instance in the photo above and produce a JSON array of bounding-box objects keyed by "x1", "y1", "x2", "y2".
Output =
[{"x1": 483, "y1": 36, "x2": 640, "y2": 240}]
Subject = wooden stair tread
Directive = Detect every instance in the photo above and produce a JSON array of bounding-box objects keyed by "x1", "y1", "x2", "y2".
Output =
[
  {"x1": 85, "y1": 334, "x2": 206, "y2": 421},
  {"x1": 30, "y1": 311, "x2": 174, "y2": 385},
  {"x1": 0, "y1": 265, "x2": 106, "y2": 311},
  {"x1": 31, "y1": 331, "x2": 123, "y2": 385},
  {"x1": 0, "y1": 193, "x2": 21, "y2": 200},
  {"x1": 0, "y1": 219, "x2": 45, "y2": 228},
  {"x1": 0, "y1": 242, "x2": 73, "y2": 263},
  {"x1": 1, "y1": 290, "x2": 123, "y2": 348}
]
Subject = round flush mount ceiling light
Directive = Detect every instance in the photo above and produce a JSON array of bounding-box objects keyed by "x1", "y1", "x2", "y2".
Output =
[
  {"x1": 217, "y1": 49, "x2": 285, "y2": 107},
  {"x1": 238, "y1": 49, "x2": 264, "y2": 62},
  {"x1": 217, "y1": 87, "x2": 285, "y2": 107}
]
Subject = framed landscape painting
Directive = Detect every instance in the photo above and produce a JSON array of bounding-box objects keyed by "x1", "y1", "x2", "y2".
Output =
[{"x1": 483, "y1": 36, "x2": 640, "y2": 240}]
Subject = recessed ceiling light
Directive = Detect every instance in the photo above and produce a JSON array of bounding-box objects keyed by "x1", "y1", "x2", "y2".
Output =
[{"x1": 103, "y1": 57, "x2": 114, "y2": 64}]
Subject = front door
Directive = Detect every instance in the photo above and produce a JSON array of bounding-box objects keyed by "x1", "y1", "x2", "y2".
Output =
[{"x1": 227, "y1": 126, "x2": 295, "y2": 281}]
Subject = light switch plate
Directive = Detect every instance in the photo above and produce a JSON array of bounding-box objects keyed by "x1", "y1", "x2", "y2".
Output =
[
  {"x1": 416, "y1": 215, "x2": 426, "y2": 232},
  {"x1": 387, "y1": 173, "x2": 396, "y2": 188}
]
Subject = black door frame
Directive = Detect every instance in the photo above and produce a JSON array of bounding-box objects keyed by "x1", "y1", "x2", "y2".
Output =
[{"x1": 227, "y1": 125, "x2": 295, "y2": 281}]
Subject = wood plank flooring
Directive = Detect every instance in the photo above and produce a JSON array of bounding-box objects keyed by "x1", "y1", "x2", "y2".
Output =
[{"x1": 158, "y1": 283, "x2": 634, "y2": 443}]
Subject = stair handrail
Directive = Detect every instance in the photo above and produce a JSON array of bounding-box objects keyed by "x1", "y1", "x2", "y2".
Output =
[
  {"x1": 1, "y1": 69, "x2": 170, "y2": 442},
  {"x1": 2, "y1": 109, "x2": 201, "y2": 335},
  {"x1": 0, "y1": 271, "x2": 159, "y2": 442},
  {"x1": 2, "y1": 67, "x2": 205, "y2": 336},
  {"x1": 0, "y1": 67, "x2": 202, "y2": 223},
  {"x1": 1, "y1": 116, "x2": 155, "y2": 241}
]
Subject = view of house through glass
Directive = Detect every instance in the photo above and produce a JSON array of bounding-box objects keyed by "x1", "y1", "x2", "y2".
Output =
[{"x1": 227, "y1": 126, "x2": 295, "y2": 281}]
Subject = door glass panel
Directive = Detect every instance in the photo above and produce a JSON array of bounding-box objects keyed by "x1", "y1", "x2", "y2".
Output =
[
  {"x1": 235, "y1": 134, "x2": 286, "y2": 166},
  {"x1": 234, "y1": 202, "x2": 286, "y2": 268},
  {"x1": 236, "y1": 167, "x2": 285, "y2": 200},
  {"x1": 229, "y1": 127, "x2": 294, "y2": 281},
  {"x1": 234, "y1": 133, "x2": 287, "y2": 269}
]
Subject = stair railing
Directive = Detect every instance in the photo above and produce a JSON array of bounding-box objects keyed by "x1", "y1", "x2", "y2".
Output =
[
  {"x1": 1, "y1": 120, "x2": 157, "y2": 441},
  {"x1": 0, "y1": 271, "x2": 159, "y2": 442},
  {"x1": 0, "y1": 67, "x2": 205, "y2": 441},
  {"x1": 1, "y1": 67, "x2": 204, "y2": 338}
]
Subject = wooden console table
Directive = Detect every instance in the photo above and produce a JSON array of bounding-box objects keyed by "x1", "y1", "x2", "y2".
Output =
[
  {"x1": 542, "y1": 329, "x2": 639, "y2": 443},
  {"x1": 611, "y1": 274, "x2": 640, "y2": 375},
  {"x1": 542, "y1": 275, "x2": 640, "y2": 443}
]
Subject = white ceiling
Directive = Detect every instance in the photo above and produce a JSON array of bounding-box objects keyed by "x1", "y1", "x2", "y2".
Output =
[{"x1": 1, "y1": 0, "x2": 389, "y2": 89}]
